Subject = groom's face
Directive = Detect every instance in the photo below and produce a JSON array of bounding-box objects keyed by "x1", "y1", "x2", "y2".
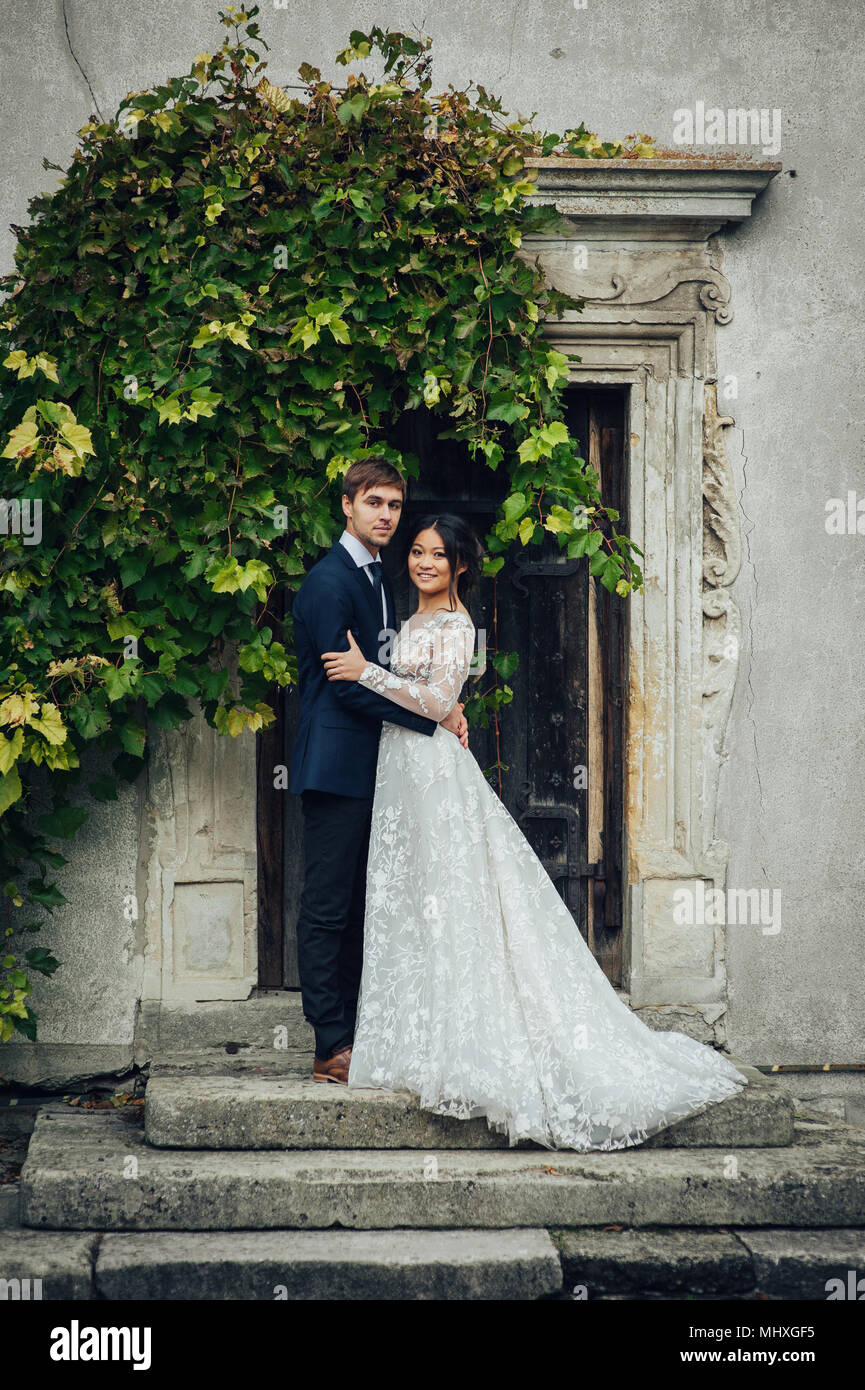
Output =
[{"x1": 342, "y1": 484, "x2": 405, "y2": 553}]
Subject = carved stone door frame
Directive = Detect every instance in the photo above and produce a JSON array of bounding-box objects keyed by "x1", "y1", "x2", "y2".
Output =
[{"x1": 523, "y1": 158, "x2": 778, "y2": 1038}]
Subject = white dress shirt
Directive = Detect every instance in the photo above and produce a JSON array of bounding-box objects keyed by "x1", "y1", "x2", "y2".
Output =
[{"x1": 339, "y1": 529, "x2": 388, "y2": 630}]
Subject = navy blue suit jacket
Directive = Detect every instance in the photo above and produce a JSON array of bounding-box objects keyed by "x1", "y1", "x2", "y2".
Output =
[{"x1": 288, "y1": 539, "x2": 438, "y2": 797}]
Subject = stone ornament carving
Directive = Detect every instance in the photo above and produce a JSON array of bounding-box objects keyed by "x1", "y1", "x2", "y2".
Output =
[
  {"x1": 525, "y1": 245, "x2": 735, "y2": 323},
  {"x1": 701, "y1": 382, "x2": 741, "y2": 857},
  {"x1": 702, "y1": 382, "x2": 740, "y2": 586},
  {"x1": 698, "y1": 280, "x2": 733, "y2": 325}
]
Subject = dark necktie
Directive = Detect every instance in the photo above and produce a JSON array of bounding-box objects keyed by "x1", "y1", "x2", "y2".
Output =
[{"x1": 366, "y1": 563, "x2": 386, "y2": 628}]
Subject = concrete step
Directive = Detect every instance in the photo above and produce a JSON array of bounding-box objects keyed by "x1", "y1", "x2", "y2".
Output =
[
  {"x1": 0, "y1": 1209, "x2": 558, "y2": 1299},
  {"x1": 557, "y1": 1226, "x2": 865, "y2": 1300},
  {"x1": 557, "y1": 1226, "x2": 754, "y2": 1299},
  {"x1": 144, "y1": 1050, "x2": 793, "y2": 1150},
  {"x1": 0, "y1": 1186, "x2": 20, "y2": 1230},
  {"x1": 94, "y1": 1228, "x2": 562, "y2": 1300},
  {"x1": 20, "y1": 1105, "x2": 865, "y2": 1233},
  {"x1": 0, "y1": 1227, "x2": 98, "y2": 1299},
  {"x1": 4, "y1": 1217, "x2": 862, "y2": 1299},
  {"x1": 136, "y1": 992, "x2": 314, "y2": 1058}
]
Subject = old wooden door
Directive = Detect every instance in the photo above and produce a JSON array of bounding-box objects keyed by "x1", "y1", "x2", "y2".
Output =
[{"x1": 257, "y1": 386, "x2": 627, "y2": 988}]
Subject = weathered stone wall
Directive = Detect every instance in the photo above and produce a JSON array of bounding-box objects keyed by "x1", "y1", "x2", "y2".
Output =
[{"x1": 1, "y1": 0, "x2": 862, "y2": 1080}]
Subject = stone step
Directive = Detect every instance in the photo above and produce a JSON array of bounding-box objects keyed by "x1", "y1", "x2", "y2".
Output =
[
  {"x1": 0, "y1": 1203, "x2": 557, "y2": 1299},
  {"x1": 0, "y1": 1187, "x2": 20, "y2": 1230},
  {"x1": 556, "y1": 1226, "x2": 865, "y2": 1300},
  {"x1": 95, "y1": 1228, "x2": 562, "y2": 1300},
  {"x1": 137, "y1": 992, "x2": 314, "y2": 1057},
  {"x1": 5, "y1": 1208, "x2": 865, "y2": 1299},
  {"x1": 20, "y1": 1105, "x2": 865, "y2": 1233},
  {"x1": 557, "y1": 1227, "x2": 754, "y2": 1299},
  {"x1": 0, "y1": 1228, "x2": 97, "y2": 1300},
  {"x1": 144, "y1": 1050, "x2": 793, "y2": 1150}
]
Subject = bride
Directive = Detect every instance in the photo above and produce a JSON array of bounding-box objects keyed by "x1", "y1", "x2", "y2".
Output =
[{"x1": 321, "y1": 512, "x2": 747, "y2": 1151}]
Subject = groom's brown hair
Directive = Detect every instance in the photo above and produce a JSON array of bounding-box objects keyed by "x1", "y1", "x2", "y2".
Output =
[{"x1": 342, "y1": 459, "x2": 407, "y2": 503}]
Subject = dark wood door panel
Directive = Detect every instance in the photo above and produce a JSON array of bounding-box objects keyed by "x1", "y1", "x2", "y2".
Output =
[{"x1": 257, "y1": 386, "x2": 627, "y2": 988}]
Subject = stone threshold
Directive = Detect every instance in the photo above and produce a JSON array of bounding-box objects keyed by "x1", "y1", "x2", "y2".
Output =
[{"x1": 19, "y1": 1107, "x2": 865, "y2": 1233}]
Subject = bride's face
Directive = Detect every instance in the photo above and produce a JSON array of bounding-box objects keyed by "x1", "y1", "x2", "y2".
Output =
[{"x1": 408, "y1": 528, "x2": 465, "y2": 601}]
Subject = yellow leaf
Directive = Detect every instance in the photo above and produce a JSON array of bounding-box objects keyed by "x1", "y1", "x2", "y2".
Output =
[
  {"x1": 226, "y1": 706, "x2": 245, "y2": 737},
  {"x1": 59, "y1": 420, "x2": 95, "y2": 459},
  {"x1": 224, "y1": 323, "x2": 250, "y2": 348},
  {"x1": 253, "y1": 702, "x2": 276, "y2": 730},
  {"x1": 46, "y1": 658, "x2": 81, "y2": 677},
  {"x1": 2, "y1": 420, "x2": 39, "y2": 458},
  {"x1": 28, "y1": 703, "x2": 67, "y2": 747},
  {"x1": 0, "y1": 767, "x2": 22, "y2": 817},
  {"x1": 0, "y1": 729, "x2": 23, "y2": 775},
  {"x1": 325, "y1": 455, "x2": 349, "y2": 482},
  {"x1": 33, "y1": 353, "x2": 59, "y2": 383},
  {"x1": 0, "y1": 692, "x2": 39, "y2": 726},
  {"x1": 43, "y1": 742, "x2": 78, "y2": 770},
  {"x1": 53, "y1": 443, "x2": 81, "y2": 475},
  {"x1": 258, "y1": 77, "x2": 290, "y2": 113}
]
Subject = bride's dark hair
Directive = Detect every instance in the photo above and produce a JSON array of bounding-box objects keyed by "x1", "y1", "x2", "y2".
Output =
[{"x1": 400, "y1": 513, "x2": 484, "y2": 611}]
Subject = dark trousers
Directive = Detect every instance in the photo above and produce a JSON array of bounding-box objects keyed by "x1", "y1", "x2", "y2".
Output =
[{"x1": 296, "y1": 789, "x2": 373, "y2": 1059}]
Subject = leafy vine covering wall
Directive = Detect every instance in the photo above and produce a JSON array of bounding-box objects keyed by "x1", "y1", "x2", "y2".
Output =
[{"x1": 0, "y1": 5, "x2": 648, "y2": 1041}]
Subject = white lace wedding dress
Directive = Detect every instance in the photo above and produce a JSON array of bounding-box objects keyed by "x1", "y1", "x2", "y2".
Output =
[{"x1": 347, "y1": 607, "x2": 747, "y2": 1151}]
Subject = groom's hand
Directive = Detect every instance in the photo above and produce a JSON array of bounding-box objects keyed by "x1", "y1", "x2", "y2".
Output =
[{"x1": 440, "y1": 701, "x2": 469, "y2": 749}]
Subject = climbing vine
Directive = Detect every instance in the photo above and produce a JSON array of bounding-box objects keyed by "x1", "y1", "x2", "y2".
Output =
[{"x1": 0, "y1": 5, "x2": 647, "y2": 1041}]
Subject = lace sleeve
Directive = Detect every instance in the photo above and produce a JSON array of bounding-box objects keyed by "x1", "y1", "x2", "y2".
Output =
[{"x1": 357, "y1": 613, "x2": 474, "y2": 721}]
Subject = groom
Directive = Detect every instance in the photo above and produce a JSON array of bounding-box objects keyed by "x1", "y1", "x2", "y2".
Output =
[{"x1": 289, "y1": 460, "x2": 468, "y2": 1083}]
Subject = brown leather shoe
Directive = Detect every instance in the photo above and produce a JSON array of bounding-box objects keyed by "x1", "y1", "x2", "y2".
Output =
[{"x1": 313, "y1": 1044, "x2": 352, "y2": 1084}]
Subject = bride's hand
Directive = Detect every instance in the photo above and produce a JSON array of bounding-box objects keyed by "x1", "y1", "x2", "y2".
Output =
[
  {"x1": 439, "y1": 701, "x2": 469, "y2": 749},
  {"x1": 321, "y1": 629, "x2": 367, "y2": 681}
]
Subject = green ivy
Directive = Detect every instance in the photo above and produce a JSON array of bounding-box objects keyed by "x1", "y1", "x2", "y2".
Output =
[{"x1": 0, "y1": 5, "x2": 645, "y2": 1041}]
